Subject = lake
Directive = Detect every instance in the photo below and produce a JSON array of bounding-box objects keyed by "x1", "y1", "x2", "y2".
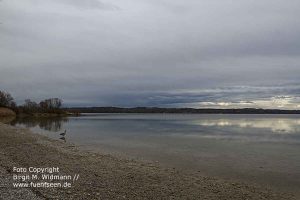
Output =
[{"x1": 9, "y1": 114, "x2": 300, "y2": 195}]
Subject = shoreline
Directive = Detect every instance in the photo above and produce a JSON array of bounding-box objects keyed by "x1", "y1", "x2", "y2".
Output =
[{"x1": 0, "y1": 122, "x2": 296, "y2": 199}]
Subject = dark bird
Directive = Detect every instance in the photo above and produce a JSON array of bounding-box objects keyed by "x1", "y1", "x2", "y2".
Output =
[{"x1": 60, "y1": 130, "x2": 66, "y2": 136}]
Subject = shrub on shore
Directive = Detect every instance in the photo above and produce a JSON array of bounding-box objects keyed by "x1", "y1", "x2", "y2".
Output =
[
  {"x1": 0, "y1": 90, "x2": 65, "y2": 116},
  {"x1": 18, "y1": 98, "x2": 65, "y2": 115},
  {"x1": 0, "y1": 91, "x2": 16, "y2": 109}
]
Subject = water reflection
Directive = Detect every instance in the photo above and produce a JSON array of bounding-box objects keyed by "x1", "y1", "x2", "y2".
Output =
[
  {"x1": 8, "y1": 114, "x2": 300, "y2": 144},
  {"x1": 191, "y1": 117, "x2": 300, "y2": 134},
  {"x1": 10, "y1": 116, "x2": 68, "y2": 132},
  {"x1": 0, "y1": 116, "x2": 16, "y2": 124},
  {"x1": 59, "y1": 136, "x2": 66, "y2": 142}
]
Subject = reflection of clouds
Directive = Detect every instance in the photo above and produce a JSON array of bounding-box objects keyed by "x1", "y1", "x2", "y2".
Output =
[
  {"x1": 175, "y1": 117, "x2": 300, "y2": 144},
  {"x1": 183, "y1": 134, "x2": 300, "y2": 144},
  {"x1": 192, "y1": 118, "x2": 300, "y2": 134}
]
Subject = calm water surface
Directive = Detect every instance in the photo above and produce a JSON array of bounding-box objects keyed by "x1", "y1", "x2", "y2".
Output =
[{"x1": 10, "y1": 114, "x2": 300, "y2": 195}]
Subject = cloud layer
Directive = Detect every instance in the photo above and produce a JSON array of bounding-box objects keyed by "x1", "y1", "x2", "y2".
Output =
[{"x1": 1, "y1": 0, "x2": 300, "y2": 108}]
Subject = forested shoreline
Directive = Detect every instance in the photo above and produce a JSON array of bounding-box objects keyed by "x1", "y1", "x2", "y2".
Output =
[
  {"x1": 0, "y1": 90, "x2": 65, "y2": 116},
  {"x1": 66, "y1": 107, "x2": 300, "y2": 114}
]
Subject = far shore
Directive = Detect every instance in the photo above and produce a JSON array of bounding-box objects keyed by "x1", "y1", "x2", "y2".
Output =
[
  {"x1": 66, "y1": 107, "x2": 300, "y2": 114},
  {"x1": 0, "y1": 122, "x2": 296, "y2": 200}
]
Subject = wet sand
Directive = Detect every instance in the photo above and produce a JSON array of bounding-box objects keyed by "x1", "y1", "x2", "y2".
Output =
[{"x1": 0, "y1": 122, "x2": 296, "y2": 199}]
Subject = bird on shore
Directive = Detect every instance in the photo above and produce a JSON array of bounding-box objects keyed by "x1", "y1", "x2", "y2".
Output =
[{"x1": 60, "y1": 130, "x2": 66, "y2": 136}]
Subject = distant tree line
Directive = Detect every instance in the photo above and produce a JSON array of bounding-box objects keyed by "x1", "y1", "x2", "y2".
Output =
[
  {"x1": 0, "y1": 90, "x2": 64, "y2": 114},
  {"x1": 66, "y1": 107, "x2": 300, "y2": 114}
]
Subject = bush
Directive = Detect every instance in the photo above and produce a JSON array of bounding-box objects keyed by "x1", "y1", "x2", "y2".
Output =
[{"x1": 0, "y1": 91, "x2": 16, "y2": 108}]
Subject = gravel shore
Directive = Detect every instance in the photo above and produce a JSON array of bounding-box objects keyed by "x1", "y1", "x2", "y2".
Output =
[{"x1": 0, "y1": 122, "x2": 296, "y2": 200}]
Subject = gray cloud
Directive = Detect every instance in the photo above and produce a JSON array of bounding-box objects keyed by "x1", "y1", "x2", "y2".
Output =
[
  {"x1": 55, "y1": 0, "x2": 118, "y2": 10},
  {"x1": 1, "y1": 0, "x2": 300, "y2": 108}
]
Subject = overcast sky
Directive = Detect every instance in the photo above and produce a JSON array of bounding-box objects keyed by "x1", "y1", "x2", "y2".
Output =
[{"x1": 1, "y1": 0, "x2": 300, "y2": 109}]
